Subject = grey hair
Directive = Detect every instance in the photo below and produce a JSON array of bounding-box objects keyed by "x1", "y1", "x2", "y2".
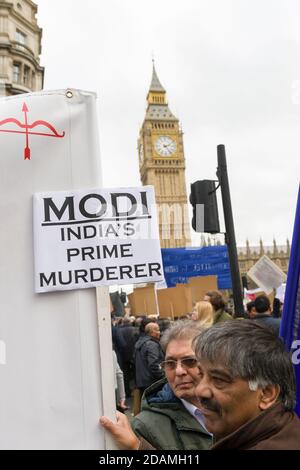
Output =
[
  {"x1": 193, "y1": 320, "x2": 296, "y2": 411},
  {"x1": 160, "y1": 320, "x2": 206, "y2": 353},
  {"x1": 248, "y1": 379, "x2": 268, "y2": 391}
]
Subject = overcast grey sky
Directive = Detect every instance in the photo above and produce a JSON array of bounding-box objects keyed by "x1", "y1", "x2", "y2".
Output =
[{"x1": 36, "y1": 0, "x2": 300, "y2": 247}]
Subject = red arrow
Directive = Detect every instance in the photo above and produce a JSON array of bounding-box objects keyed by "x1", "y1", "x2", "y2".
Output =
[{"x1": 22, "y1": 102, "x2": 30, "y2": 160}]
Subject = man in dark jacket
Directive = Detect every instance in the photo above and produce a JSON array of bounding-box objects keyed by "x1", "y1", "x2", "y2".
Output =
[
  {"x1": 118, "y1": 317, "x2": 138, "y2": 397},
  {"x1": 134, "y1": 322, "x2": 164, "y2": 394},
  {"x1": 250, "y1": 295, "x2": 281, "y2": 335}
]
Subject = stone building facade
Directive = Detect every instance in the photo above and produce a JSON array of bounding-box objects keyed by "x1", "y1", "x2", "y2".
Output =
[
  {"x1": 0, "y1": 0, "x2": 44, "y2": 95},
  {"x1": 237, "y1": 238, "x2": 290, "y2": 279},
  {"x1": 202, "y1": 235, "x2": 290, "y2": 283}
]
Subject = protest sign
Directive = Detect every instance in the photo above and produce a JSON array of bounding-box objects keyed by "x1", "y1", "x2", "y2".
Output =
[
  {"x1": 33, "y1": 186, "x2": 163, "y2": 293},
  {"x1": 247, "y1": 254, "x2": 286, "y2": 295}
]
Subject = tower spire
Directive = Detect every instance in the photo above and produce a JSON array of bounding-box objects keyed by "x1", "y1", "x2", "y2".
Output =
[
  {"x1": 259, "y1": 238, "x2": 264, "y2": 256},
  {"x1": 149, "y1": 62, "x2": 166, "y2": 93},
  {"x1": 246, "y1": 239, "x2": 251, "y2": 257},
  {"x1": 147, "y1": 62, "x2": 168, "y2": 106},
  {"x1": 286, "y1": 238, "x2": 290, "y2": 256},
  {"x1": 273, "y1": 238, "x2": 278, "y2": 256}
]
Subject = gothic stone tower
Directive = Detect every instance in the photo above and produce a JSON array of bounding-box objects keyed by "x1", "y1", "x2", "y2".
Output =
[
  {"x1": 0, "y1": 0, "x2": 44, "y2": 96},
  {"x1": 138, "y1": 64, "x2": 191, "y2": 248}
]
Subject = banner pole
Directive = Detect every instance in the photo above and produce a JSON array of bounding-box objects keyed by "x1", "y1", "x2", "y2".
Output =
[
  {"x1": 170, "y1": 302, "x2": 174, "y2": 321},
  {"x1": 153, "y1": 283, "x2": 160, "y2": 317},
  {"x1": 96, "y1": 286, "x2": 118, "y2": 450}
]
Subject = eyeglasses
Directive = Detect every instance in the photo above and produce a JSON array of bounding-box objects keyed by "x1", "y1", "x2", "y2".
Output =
[{"x1": 160, "y1": 357, "x2": 198, "y2": 371}]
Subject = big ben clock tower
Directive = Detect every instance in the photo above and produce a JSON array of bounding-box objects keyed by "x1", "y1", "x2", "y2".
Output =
[{"x1": 138, "y1": 64, "x2": 191, "y2": 248}]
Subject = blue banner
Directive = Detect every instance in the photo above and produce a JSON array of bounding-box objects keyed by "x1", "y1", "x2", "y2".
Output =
[
  {"x1": 161, "y1": 245, "x2": 232, "y2": 289},
  {"x1": 280, "y1": 186, "x2": 300, "y2": 417}
]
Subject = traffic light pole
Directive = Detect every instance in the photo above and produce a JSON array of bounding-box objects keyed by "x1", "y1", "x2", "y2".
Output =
[{"x1": 217, "y1": 145, "x2": 244, "y2": 316}]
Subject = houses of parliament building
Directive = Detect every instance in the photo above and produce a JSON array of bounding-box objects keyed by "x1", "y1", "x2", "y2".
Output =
[{"x1": 0, "y1": 0, "x2": 290, "y2": 278}]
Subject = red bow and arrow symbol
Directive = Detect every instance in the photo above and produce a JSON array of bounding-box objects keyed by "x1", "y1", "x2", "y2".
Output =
[{"x1": 0, "y1": 102, "x2": 65, "y2": 160}]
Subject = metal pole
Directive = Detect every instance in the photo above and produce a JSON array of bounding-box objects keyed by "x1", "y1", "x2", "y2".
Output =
[{"x1": 217, "y1": 145, "x2": 244, "y2": 316}]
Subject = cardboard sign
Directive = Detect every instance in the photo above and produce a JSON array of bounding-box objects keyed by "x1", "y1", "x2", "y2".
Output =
[
  {"x1": 128, "y1": 285, "x2": 158, "y2": 316},
  {"x1": 157, "y1": 284, "x2": 193, "y2": 318},
  {"x1": 187, "y1": 275, "x2": 218, "y2": 303},
  {"x1": 157, "y1": 288, "x2": 175, "y2": 318},
  {"x1": 33, "y1": 186, "x2": 163, "y2": 292}
]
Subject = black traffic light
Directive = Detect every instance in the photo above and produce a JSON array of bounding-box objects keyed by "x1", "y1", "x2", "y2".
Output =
[{"x1": 190, "y1": 180, "x2": 220, "y2": 233}]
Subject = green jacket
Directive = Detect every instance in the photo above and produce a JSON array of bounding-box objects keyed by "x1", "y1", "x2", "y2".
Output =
[
  {"x1": 131, "y1": 378, "x2": 212, "y2": 450},
  {"x1": 214, "y1": 308, "x2": 233, "y2": 323}
]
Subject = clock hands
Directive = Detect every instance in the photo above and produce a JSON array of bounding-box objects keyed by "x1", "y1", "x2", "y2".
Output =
[{"x1": 155, "y1": 136, "x2": 176, "y2": 156}]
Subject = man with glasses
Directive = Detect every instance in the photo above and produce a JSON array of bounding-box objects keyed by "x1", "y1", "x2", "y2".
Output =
[{"x1": 129, "y1": 321, "x2": 211, "y2": 450}]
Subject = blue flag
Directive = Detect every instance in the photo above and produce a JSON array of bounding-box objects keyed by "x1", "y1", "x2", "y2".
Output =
[{"x1": 280, "y1": 186, "x2": 300, "y2": 417}]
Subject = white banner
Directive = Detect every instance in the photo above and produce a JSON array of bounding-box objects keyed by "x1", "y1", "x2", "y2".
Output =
[
  {"x1": 0, "y1": 89, "x2": 108, "y2": 449},
  {"x1": 33, "y1": 186, "x2": 164, "y2": 292}
]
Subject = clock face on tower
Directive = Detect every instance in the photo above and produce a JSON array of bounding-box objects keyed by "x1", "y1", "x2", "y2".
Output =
[{"x1": 155, "y1": 136, "x2": 177, "y2": 157}]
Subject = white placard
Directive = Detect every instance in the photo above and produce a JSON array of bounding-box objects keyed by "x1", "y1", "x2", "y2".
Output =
[
  {"x1": 33, "y1": 185, "x2": 163, "y2": 293},
  {"x1": 0, "y1": 89, "x2": 108, "y2": 449},
  {"x1": 247, "y1": 254, "x2": 287, "y2": 295}
]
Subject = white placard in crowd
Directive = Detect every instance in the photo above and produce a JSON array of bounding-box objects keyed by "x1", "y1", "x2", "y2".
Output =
[
  {"x1": 276, "y1": 283, "x2": 286, "y2": 303},
  {"x1": 33, "y1": 185, "x2": 163, "y2": 293},
  {"x1": 247, "y1": 254, "x2": 287, "y2": 295}
]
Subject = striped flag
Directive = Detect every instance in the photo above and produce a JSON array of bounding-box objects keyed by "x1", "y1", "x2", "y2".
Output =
[{"x1": 280, "y1": 185, "x2": 300, "y2": 416}]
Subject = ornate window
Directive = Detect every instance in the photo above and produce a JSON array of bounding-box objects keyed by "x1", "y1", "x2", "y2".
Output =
[
  {"x1": 23, "y1": 65, "x2": 30, "y2": 86},
  {"x1": 15, "y1": 29, "x2": 26, "y2": 45},
  {"x1": 13, "y1": 63, "x2": 21, "y2": 83}
]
